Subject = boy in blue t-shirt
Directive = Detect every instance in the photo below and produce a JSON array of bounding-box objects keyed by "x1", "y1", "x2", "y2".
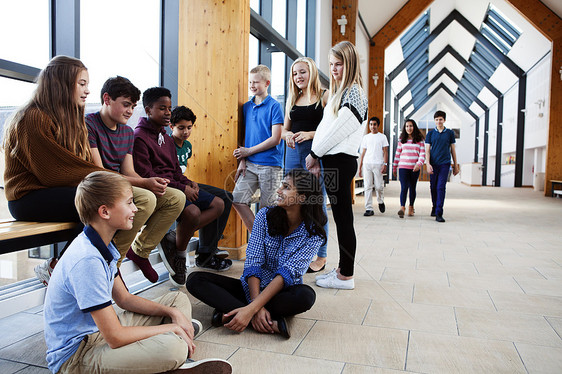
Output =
[
  {"x1": 425, "y1": 110, "x2": 459, "y2": 223},
  {"x1": 232, "y1": 64, "x2": 284, "y2": 232},
  {"x1": 43, "y1": 171, "x2": 231, "y2": 374}
]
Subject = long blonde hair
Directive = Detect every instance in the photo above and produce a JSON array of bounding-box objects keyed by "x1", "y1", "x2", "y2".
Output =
[
  {"x1": 285, "y1": 57, "x2": 323, "y2": 118},
  {"x1": 4, "y1": 55, "x2": 92, "y2": 161},
  {"x1": 328, "y1": 41, "x2": 364, "y2": 116}
]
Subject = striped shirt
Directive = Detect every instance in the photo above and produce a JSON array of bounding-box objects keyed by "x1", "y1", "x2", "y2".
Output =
[
  {"x1": 86, "y1": 112, "x2": 134, "y2": 173},
  {"x1": 393, "y1": 139, "x2": 425, "y2": 172}
]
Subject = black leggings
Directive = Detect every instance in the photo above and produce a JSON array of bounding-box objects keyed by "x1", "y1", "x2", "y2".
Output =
[
  {"x1": 321, "y1": 154, "x2": 357, "y2": 277},
  {"x1": 8, "y1": 187, "x2": 84, "y2": 255},
  {"x1": 186, "y1": 271, "x2": 316, "y2": 318}
]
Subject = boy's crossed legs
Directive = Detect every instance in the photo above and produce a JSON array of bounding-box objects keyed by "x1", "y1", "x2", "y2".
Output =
[
  {"x1": 113, "y1": 186, "x2": 185, "y2": 282},
  {"x1": 160, "y1": 188, "x2": 224, "y2": 286}
]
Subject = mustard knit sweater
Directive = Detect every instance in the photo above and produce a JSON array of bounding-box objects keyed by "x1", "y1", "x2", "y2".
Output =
[{"x1": 4, "y1": 107, "x2": 103, "y2": 201}]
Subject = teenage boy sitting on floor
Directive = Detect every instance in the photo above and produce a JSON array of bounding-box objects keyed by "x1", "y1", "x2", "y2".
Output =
[
  {"x1": 232, "y1": 65, "x2": 284, "y2": 232},
  {"x1": 43, "y1": 171, "x2": 231, "y2": 374},
  {"x1": 170, "y1": 105, "x2": 233, "y2": 270},
  {"x1": 86, "y1": 76, "x2": 185, "y2": 283},
  {"x1": 133, "y1": 87, "x2": 225, "y2": 286}
]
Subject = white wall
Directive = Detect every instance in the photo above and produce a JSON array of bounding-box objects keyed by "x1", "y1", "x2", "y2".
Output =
[
  {"x1": 315, "y1": 0, "x2": 332, "y2": 77},
  {"x1": 356, "y1": 17, "x2": 371, "y2": 93}
]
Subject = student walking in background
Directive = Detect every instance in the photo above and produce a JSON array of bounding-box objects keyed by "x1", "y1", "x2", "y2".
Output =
[
  {"x1": 392, "y1": 119, "x2": 425, "y2": 218},
  {"x1": 306, "y1": 41, "x2": 368, "y2": 290},
  {"x1": 282, "y1": 57, "x2": 329, "y2": 273},
  {"x1": 358, "y1": 116, "x2": 388, "y2": 217},
  {"x1": 425, "y1": 110, "x2": 459, "y2": 223}
]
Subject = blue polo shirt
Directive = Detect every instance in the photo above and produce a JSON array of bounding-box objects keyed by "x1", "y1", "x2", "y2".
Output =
[
  {"x1": 44, "y1": 226, "x2": 119, "y2": 374},
  {"x1": 243, "y1": 95, "x2": 284, "y2": 167},
  {"x1": 425, "y1": 127, "x2": 456, "y2": 166}
]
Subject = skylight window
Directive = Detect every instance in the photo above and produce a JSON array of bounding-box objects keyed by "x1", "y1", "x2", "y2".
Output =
[{"x1": 481, "y1": 5, "x2": 521, "y2": 55}]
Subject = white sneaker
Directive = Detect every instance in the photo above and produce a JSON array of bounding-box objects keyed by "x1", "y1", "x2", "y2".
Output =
[
  {"x1": 192, "y1": 319, "x2": 203, "y2": 338},
  {"x1": 34, "y1": 258, "x2": 57, "y2": 286},
  {"x1": 315, "y1": 268, "x2": 336, "y2": 282},
  {"x1": 172, "y1": 358, "x2": 232, "y2": 373},
  {"x1": 316, "y1": 274, "x2": 355, "y2": 290}
]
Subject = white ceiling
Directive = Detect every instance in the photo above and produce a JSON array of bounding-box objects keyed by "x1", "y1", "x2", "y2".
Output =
[{"x1": 358, "y1": 0, "x2": 557, "y2": 123}]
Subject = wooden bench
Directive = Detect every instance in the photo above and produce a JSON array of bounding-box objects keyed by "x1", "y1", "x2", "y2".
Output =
[
  {"x1": 550, "y1": 180, "x2": 562, "y2": 198},
  {"x1": 0, "y1": 220, "x2": 80, "y2": 256}
]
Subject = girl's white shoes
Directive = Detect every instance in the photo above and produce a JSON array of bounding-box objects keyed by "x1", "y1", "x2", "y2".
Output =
[{"x1": 315, "y1": 269, "x2": 355, "y2": 290}]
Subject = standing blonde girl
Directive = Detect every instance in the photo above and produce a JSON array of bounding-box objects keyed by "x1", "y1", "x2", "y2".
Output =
[
  {"x1": 282, "y1": 57, "x2": 328, "y2": 273},
  {"x1": 306, "y1": 41, "x2": 368, "y2": 290}
]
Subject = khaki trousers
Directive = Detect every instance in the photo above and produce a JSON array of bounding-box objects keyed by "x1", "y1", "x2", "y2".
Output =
[
  {"x1": 58, "y1": 291, "x2": 192, "y2": 374},
  {"x1": 113, "y1": 186, "x2": 185, "y2": 264}
]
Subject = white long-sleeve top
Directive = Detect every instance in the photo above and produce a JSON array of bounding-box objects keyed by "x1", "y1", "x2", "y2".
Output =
[{"x1": 311, "y1": 84, "x2": 368, "y2": 158}]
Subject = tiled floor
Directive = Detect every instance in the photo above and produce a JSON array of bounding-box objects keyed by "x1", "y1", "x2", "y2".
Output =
[{"x1": 0, "y1": 181, "x2": 561, "y2": 373}]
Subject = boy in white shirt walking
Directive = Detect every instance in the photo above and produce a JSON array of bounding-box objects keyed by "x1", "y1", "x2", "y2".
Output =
[{"x1": 358, "y1": 117, "x2": 389, "y2": 216}]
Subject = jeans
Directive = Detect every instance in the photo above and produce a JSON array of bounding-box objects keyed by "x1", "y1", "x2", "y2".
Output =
[
  {"x1": 285, "y1": 141, "x2": 328, "y2": 258},
  {"x1": 186, "y1": 271, "x2": 316, "y2": 318},
  {"x1": 398, "y1": 168, "x2": 420, "y2": 207},
  {"x1": 197, "y1": 183, "x2": 233, "y2": 255},
  {"x1": 321, "y1": 154, "x2": 357, "y2": 277},
  {"x1": 430, "y1": 163, "x2": 450, "y2": 216}
]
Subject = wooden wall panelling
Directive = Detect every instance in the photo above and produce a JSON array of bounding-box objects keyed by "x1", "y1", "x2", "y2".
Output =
[
  {"x1": 178, "y1": 0, "x2": 250, "y2": 255},
  {"x1": 332, "y1": 0, "x2": 358, "y2": 46}
]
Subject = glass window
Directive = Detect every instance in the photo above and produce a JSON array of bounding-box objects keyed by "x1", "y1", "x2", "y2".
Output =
[
  {"x1": 249, "y1": 34, "x2": 259, "y2": 74},
  {"x1": 270, "y1": 52, "x2": 286, "y2": 105},
  {"x1": 0, "y1": 1, "x2": 49, "y2": 69},
  {"x1": 0, "y1": 77, "x2": 36, "y2": 110},
  {"x1": 250, "y1": 0, "x2": 260, "y2": 13},
  {"x1": 296, "y1": 0, "x2": 307, "y2": 54},
  {"x1": 271, "y1": 1, "x2": 286, "y2": 38},
  {"x1": 80, "y1": 0, "x2": 160, "y2": 105}
]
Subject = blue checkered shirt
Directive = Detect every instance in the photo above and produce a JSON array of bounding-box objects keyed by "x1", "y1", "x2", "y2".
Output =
[{"x1": 241, "y1": 207, "x2": 323, "y2": 302}]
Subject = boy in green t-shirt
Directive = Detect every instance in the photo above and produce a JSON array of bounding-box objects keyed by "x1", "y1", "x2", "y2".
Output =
[{"x1": 169, "y1": 106, "x2": 233, "y2": 270}]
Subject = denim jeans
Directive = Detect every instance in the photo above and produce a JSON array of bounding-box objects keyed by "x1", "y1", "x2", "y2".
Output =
[
  {"x1": 430, "y1": 163, "x2": 450, "y2": 216},
  {"x1": 398, "y1": 168, "x2": 420, "y2": 207},
  {"x1": 285, "y1": 141, "x2": 328, "y2": 258}
]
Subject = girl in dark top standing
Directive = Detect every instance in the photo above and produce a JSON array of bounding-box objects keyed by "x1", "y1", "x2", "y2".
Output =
[
  {"x1": 186, "y1": 169, "x2": 326, "y2": 339},
  {"x1": 282, "y1": 57, "x2": 328, "y2": 273}
]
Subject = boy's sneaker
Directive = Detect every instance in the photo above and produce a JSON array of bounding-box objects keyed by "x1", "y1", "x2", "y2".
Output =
[
  {"x1": 34, "y1": 257, "x2": 58, "y2": 286},
  {"x1": 196, "y1": 255, "x2": 232, "y2": 271},
  {"x1": 192, "y1": 319, "x2": 203, "y2": 338},
  {"x1": 215, "y1": 249, "x2": 230, "y2": 259},
  {"x1": 171, "y1": 358, "x2": 232, "y2": 373},
  {"x1": 169, "y1": 256, "x2": 187, "y2": 287},
  {"x1": 363, "y1": 210, "x2": 374, "y2": 216},
  {"x1": 378, "y1": 202, "x2": 386, "y2": 213},
  {"x1": 430, "y1": 207, "x2": 436, "y2": 217},
  {"x1": 159, "y1": 232, "x2": 177, "y2": 276},
  {"x1": 126, "y1": 248, "x2": 158, "y2": 283},
  {"x1": 436, "y1": 215, "x2": 446, "y2": 223}
]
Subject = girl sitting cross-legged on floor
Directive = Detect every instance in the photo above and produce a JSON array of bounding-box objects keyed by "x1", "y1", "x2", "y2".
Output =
[{"x1": 186, "y1": 169, "x2": 327, "y2": 338}]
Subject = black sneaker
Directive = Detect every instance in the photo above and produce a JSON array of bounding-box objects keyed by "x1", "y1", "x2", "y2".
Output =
[
  {"x1": 363, "y1": 210, "x2": 374, "y2": 216},
  {"x1": 176, "y1": 358, "x2": 232, "y2": 373},
  {"x1": 196, "y1": 255, "x2": 232, "y2": 271},
  {"x1": 169, "y1": 255, "x2": 187, "y2": 286},
  {"x1": 378, "y1": 203, "x2": 386, "y2": 213},
  {"x1": 430, "y1": 207, "x2": 436, "y2": 217},
  {"x1": 159, "y1": 232, "x2": 177, "y2": 276},
  {"x1": 215, "y1": 249, "x2": 230, "y2": 259},
  {"x1": 436, "y1": 215, "x2": 445, "y2": 223}
]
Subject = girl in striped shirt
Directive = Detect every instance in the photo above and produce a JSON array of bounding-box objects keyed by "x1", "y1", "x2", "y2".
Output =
[{"x1": 393, "y1": 119, "x2": 425, "y2": 218}]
